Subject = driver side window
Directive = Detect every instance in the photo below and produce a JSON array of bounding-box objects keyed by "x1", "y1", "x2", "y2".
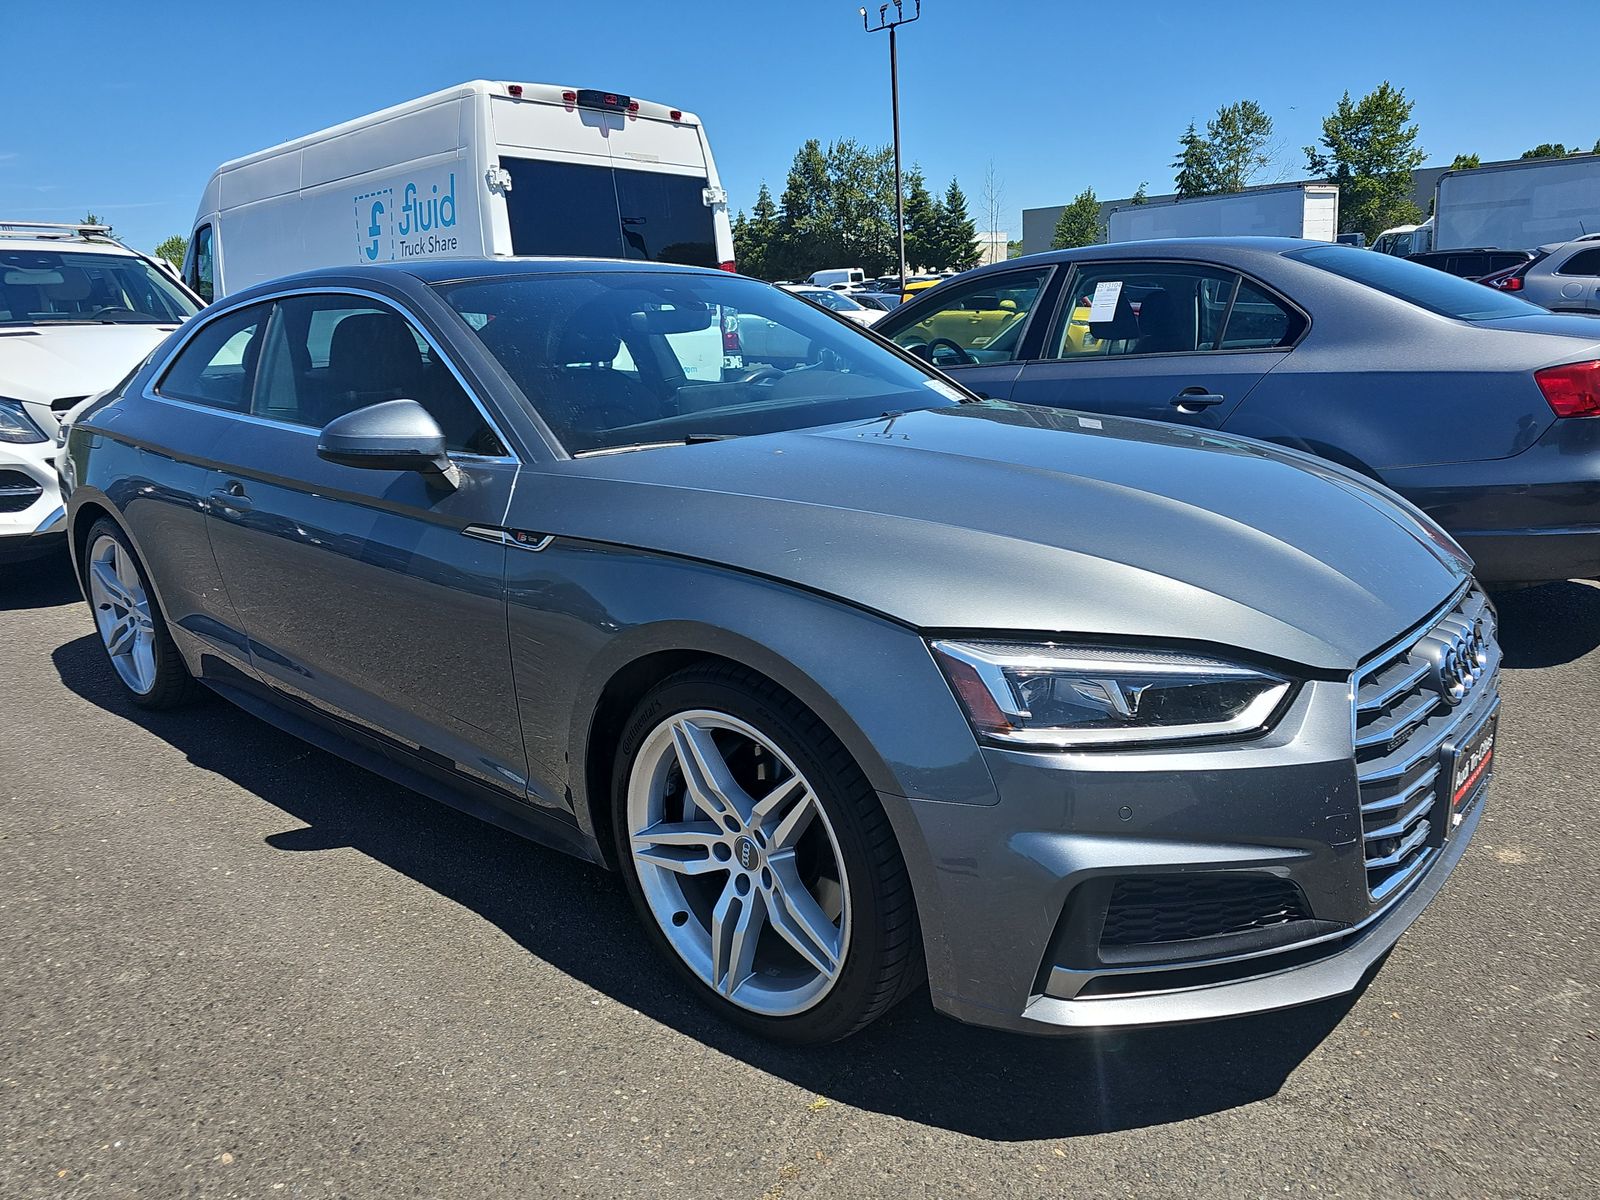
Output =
[{"x1": 889, "y1": 269, "x2": 1049, "y2": 366}]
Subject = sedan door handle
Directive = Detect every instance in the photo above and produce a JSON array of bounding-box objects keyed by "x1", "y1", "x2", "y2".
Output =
[
  {"x1": 209, "y1": 482, "x2": 252, "y2": 514},
  {"x1": 1170, "y1": 388, "x2": 1226, "y2": 411}
]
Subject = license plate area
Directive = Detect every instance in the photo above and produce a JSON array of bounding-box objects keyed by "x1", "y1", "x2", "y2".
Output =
[{"x1": 1436, "y1": 709, "x2": 1497, "y2": 842}]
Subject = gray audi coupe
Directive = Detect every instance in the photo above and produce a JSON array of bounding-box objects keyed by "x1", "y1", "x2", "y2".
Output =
[{"x1": 59, "y1": 259, "x2": 1501, "y2": 1042}]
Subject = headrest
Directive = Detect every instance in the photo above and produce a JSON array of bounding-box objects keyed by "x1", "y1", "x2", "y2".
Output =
[
  {"x1": 329, "y1": 311, "x2": 421, "y2": 372},
  {"x1": 1087, "y1": 290, "x2": 1140, "y2": 341}
]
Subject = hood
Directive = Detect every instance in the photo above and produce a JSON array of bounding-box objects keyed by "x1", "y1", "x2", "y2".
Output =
[
  {"x1": 0, "y1": 323, "x2": 178, "y2": 427},
  {"x1": 525, "y1": 404, "x2": 1470, "y2": 671}
]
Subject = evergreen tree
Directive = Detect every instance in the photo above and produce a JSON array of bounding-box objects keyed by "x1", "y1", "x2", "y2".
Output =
[
  {"x1": 1305, "y1": 82, "x2": 1426, "y2": 243},
  {"x1": 902, "y1": 167, "x2": 938, "y2": 272},
  {"x1": 770, "y1": 140, "x2": 833, "y2": 278},
  {"x1": 743, "y1": 183, "x2": 779, "y2": 279},
  {"x1": 937, "y1": 178, "x2": 979, "y2": 271},
  {"x1": 1173, "y1": 124, "x2": 1221, "y2": 197},
  {"x1": 1130, "y1": 181, "x2": 1149, "y2": 205},
  {"x1": 1051, "y1": 188, "x2": 1103, "y2": 249},
  {"x1": 1448, "y1": 153, "x2": 1481, "y2": 170},
  {"x1": 828, "y1": 139, "x2": 896, "y2": 277}
]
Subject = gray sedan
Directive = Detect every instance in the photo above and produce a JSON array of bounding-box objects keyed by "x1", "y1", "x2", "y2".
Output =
[
  {"x1": 874, "y1": 238, "x2": 1600, "y2": 586},
  {"x1": 60, "y1": 260, "x2": 1499, "y2": 1041}
]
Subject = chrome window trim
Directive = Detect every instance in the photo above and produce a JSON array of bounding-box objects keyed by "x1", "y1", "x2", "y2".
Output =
[
  {"x1": 144, "y1": 393, "x2": 518, "y2": 466},
  {"x1": 149, "y1": 285, "x2": 520, "y2": 464}
]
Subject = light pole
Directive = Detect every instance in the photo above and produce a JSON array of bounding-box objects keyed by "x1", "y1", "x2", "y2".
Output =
[{"x1": 861, "y1": 1, "x2": 920, "y2": 296}]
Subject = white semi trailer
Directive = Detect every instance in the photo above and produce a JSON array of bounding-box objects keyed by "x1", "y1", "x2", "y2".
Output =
[
  {"x1": 1433, "y1": 155, "x2": 1600, "y2": 250},
  {"x1": 1105, "y1": 184, "x2": 1339, "y2": 243}
]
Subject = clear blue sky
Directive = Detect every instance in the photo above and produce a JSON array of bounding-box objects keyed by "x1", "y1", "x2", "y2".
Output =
[{"x1": 5, "y1": 0, "x2": 1594, "y2": 255}]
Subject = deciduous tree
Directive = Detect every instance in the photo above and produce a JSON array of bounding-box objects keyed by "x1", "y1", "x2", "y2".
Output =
[
  {"x1": 1051, "y1": 188, "x2": 1102, "y2": 249},
  {"x1": 1207, "y1": 100, "x2": 1275, "y2": 192},
  {"x1": 153, "y1": 234, "x2": 188, "y2": 269},
  {"x1": 1305, "y1": 82, "x2": 1426, "y2": 243}
]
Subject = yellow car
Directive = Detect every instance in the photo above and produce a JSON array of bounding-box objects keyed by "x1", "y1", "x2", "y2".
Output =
[{"x1": 900, "y1": 278, "x2": 942, "y2": 302}]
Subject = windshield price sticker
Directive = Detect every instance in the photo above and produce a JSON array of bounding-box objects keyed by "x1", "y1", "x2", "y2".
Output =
[{"x1": 1089, "y1": 281, "x2": 1124, "y2": 322}]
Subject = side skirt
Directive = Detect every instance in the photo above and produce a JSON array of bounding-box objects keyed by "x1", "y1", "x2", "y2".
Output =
[{"x1": 203, "y1": 676, "x2": 605, "y2": 867}]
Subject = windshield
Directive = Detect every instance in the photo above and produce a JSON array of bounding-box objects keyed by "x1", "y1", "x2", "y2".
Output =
[
  {"x1": 436, "y1": 270, "x2": 963, "y2": 454},
  {"x1": 805, "y1": 290, "x2": 863, "y2": 311},
  {"x1": 0, "y1": 249, "x2": 198, "y2": 326},
  {"x1": 501, "y1": 158, "x2": 718, "y2": 267},
  {"x1": 1289, "y1": 244, "x2": 1542, "y2": 321}
]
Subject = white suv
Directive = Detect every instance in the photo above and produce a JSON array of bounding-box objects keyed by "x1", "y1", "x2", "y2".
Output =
[{"x1": 1, "y1": 222, "x2": 200, "y2": 564}]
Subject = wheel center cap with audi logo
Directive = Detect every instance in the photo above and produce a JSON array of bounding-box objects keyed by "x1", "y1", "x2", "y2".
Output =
[
  {"x1": 734, "y1": 835, "x2": 761, "y2": 871},
  {"x1": 1419, "y1": 619, "x2": 1489, "y2": 706}
]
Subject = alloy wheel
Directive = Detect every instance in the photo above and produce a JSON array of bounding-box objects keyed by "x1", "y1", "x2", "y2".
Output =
[
  {"x1": 626, "y1": 709, "x2": 851, "y2": 1016},
  {"x1": 87, "y1": 533, "x2": 158, "y2": 695}
]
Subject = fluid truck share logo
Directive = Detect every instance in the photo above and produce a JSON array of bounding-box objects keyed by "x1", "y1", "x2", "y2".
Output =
[{"x1": 353, "y1": 173, "x2": 458, "y2": 264}]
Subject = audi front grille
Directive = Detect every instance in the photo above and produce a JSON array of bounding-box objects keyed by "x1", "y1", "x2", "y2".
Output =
[{"x1": 1352, "y1": 585, "x2": 1500, "y2": 903}]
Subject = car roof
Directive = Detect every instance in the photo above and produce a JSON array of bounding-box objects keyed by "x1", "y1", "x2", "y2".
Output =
[{"x1": 0, "y1": 234, "x2": 139, "y2": 256}]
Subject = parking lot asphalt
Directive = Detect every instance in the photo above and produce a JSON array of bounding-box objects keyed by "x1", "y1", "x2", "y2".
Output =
[{"x1": 2, "y1": 555, "x2": 1596, "y2": 1200}]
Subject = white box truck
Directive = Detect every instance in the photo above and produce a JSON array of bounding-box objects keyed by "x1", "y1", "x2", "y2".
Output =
[
  {"x1": 181, "y1": 81, "x2": 735, "y2": 301},
  {"x1": 1432, "y1": 155, "x2": 1600, "y2": 250},
  {"x1": 1106, "y1": 184, "x2": 1339, "y2": 243}
]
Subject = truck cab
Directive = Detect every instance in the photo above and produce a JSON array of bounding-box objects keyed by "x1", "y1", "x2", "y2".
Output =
[{"x1": 1372, "y1": 218, "x2": 1434, "y2": 257}]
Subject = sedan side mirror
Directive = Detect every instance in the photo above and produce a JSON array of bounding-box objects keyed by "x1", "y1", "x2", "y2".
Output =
[{"x1": 317, "y1": 399, "x2": 461, "y2": 488}]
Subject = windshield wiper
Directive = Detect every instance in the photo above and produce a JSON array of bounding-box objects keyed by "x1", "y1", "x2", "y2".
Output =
[{"x1": 574, "y1": 433, "x2": 742, "y2": 458}]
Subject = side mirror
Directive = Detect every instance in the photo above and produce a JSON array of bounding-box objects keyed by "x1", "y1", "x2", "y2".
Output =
[{"x1": 317, "y1": 399, "x2": 460, "y2": 488}]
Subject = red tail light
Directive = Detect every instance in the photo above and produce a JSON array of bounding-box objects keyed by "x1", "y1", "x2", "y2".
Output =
[
  {"x1": 718, "y1": 260, "x2": 737, "y2": 273},
  {"x1": 722, "y1": 315, "x2": 741, "y2": 354},
  {"x1": 1481, "y1": 265, "x2": 1526, "y2": 291},
  {"x1": 1536, "y1": 360, "x2": 1600, "y2": 417}
]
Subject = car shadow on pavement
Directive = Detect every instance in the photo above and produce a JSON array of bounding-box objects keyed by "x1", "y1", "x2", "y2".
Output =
[
  {"x1": 0, "y1": 552, "x2": 81, "y2": 611},
  {"x1": 1490, "y1": 579, "x2": 1600, "y2": 668},
  {"x1": 54, "y1": 631, "x2": 1361, "y2": 1142}
]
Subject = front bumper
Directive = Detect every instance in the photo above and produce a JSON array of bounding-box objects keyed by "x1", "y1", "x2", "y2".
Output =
[
  {"x1": 0, "y1": 443, "x2": 66, "y2": 563},
  {"x1": 884, "y1": 592, "x2": 1498, "y2": 1036}
]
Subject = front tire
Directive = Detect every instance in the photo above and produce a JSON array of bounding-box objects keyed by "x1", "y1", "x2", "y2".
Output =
[
  {"x1": 82, "y1": 518, "x2": 199, "y2": 709},
  {"x1": 612, "y1": 663, "x2": 920, "y2": 1043}
]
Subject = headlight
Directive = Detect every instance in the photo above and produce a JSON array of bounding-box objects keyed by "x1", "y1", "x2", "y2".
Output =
[
  {"x1": 0, "y1": 398, "x2": 47, "y2": 445},
  {"x1": 931, "y1": 640, "x2": 1293, "y2": 750}
]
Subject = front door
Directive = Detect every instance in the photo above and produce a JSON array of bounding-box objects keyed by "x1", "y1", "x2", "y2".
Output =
[
  {"x1": 202, "y1": 291, "x2": 530, "y2": 799},
  {"x1": 1008, "y1": 262, "x2": 1298, "y2": 429},
  {"x1": 881, "y1": 266, "x2": 1057, "y2": 401}
]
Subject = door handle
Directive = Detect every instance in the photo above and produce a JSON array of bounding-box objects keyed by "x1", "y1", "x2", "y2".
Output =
[
  {"x1": 209, "y1": 481, "x2": 252, "y2": 514},
  {"x1": 1170, "y1": 388, "x2": 1226, "y2": 411}
]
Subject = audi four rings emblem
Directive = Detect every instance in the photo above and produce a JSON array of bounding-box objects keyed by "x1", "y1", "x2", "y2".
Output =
[{"x1": 1426, "y1": 618, "x2": 1489, "y2": 706}]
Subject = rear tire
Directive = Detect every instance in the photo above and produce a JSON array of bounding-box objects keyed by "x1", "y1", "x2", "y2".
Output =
[
  {"x1": 612, "y1": 662, "x2": 921, "y2": 1043},
  {"x1": 82, "y1": 518, "x2": 200, "y2": 709}
]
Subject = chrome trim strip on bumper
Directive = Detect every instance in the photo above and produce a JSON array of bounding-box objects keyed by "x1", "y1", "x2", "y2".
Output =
[{"x1": 32, "y1": 505, "x2": 66, "y2": 535}]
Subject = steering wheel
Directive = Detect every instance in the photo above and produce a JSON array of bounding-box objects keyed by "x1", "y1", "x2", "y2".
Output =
[
  {"x1": 90, "y1": 305, "x2": 140, "y2": 319},
  {"x1": 735, "y1": 366, "x2": 785, "y2": 385},
  {"x1": 925, "y1": 337, "x2": 978, "y2": 366}
]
